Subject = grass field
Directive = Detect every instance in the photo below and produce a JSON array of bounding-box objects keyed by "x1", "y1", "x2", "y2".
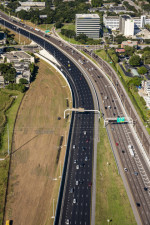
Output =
[
  {"x1": 62, "y1": 23, "x2": 75, "y2": 31},
  {"x1": 4, "y1": 59, "x2": 71, "y2": 225},
  {"x1": 95, "y1": 118, "x2": 136, "y2": 225},
  {"x1": 0, "y1": 89, "x2": 24, "y2": 225},
  {"x1": 58, "y1": 32, "x2": 81, "y2": 45}
]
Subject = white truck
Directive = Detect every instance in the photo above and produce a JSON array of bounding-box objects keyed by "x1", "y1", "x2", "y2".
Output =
[
  {"x1": 35, "y1": 28, "x2": 40, "y2": 31},
  {"x1": 128, "y1": 145, "x2": 134, "y2": 157}
]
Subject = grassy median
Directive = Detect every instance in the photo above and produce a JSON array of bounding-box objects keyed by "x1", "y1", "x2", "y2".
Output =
[{"x1": 95, "y1": 118, "x2": 136, "y2": 225}]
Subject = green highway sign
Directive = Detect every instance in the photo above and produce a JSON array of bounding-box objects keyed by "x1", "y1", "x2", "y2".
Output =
[
  {"x1": 117, "y1": 117, "x2": 125, "y2": 123},
  {"x1": 45, "y1": 30, "x2": 50, "y2": 33}
]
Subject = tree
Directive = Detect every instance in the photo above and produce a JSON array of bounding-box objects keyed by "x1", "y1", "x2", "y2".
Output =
[
  {"x1": 19, "y1": 78, "x2": 28, "y2": 84},
  {"x1": 138, "y1": 66, "x2": 148, "y2": 75},
  {"x1": 3, "y1": 67, "x2": 16, "y2": 83},
  {"x1": 55, "y1": 21, "x2": 63, "y2": 29},
  {"x1": 129, "y1": 55, "x2": 141, "y2": 66},
  {"x1": 124, "y1": 46, "x2": 134, "y2": 57},
  {"x1": 142, "y1": 51, "x2": 150, "y2": 64},
  {"x1": 115, "y1": 35, "x2": 127, "y2": 44},
  {"x1": 0, "y1": 63, "x2": 16, "y2": 83},
  {"x1": 91, "y1": 0, "x2": 102, "y2": 7}
]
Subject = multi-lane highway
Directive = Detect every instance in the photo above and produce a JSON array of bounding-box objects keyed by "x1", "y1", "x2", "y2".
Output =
[
  {"x1": 0, "y1": 11, "x2": 150, "y2": 225},
  {"x1": 0, "y1": 12, "x2": 97, "y2": 225}
]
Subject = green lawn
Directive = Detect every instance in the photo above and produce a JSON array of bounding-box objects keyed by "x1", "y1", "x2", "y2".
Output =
[
  {"x1": 37, "y1": 23, "x2": 54, "y2": 31},
  {"x1": 58, "y1": 32, "x2": 81, "y2": 45},
  {"x1": 96, "y1": 118, "x2": 136, "y2": 225},
  {"x1": 0, "y1": 89, "x2": 24, "y2": 224},
  {"x1": 62, "y1": 23, "x2": 75, "y2": 31}
]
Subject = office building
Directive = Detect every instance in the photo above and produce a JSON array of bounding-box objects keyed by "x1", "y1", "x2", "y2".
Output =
[
  {"x1": 16, "y1": 1, "x2": 45, "y2": 12},
  {"x1": 76, "y1": 14, "x2": 100, "y2": 39},
  {"x1": 103, "y1": 15, "x2": 119, "y2": 30},
  {"x1": 103, "y1": 15, "x2": 150, "y2": 30},
  {"x1": 119, "y1": 15, "x2": 134, "y2": 36}
]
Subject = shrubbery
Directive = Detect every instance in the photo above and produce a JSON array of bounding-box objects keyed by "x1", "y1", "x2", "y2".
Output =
[{"x1": 6, "y1": 83, "x2": 26, "y2": 92}]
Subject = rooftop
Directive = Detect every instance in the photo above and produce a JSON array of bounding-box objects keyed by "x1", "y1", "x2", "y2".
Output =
[
  {"x1": 103, "y1": 15, "x2": 119, "y2": 19},
  {"x1": 131, "y1": 69, "x2": 140, "y2": 77},
  {"x1": 76, "y1": 14, "x2": 100, "y2": 19}
]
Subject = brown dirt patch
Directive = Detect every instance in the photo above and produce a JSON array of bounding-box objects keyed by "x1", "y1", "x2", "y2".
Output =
[{"x1": 4, "y1": 59, "x2": 71, "y2": 225}]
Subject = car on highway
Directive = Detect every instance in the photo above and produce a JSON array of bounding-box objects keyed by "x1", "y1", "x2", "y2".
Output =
[
  {"x1": 80, "y1": 163, "x2": 85, "y2": 168},
  {"x1": 73, "y1": 198, "x2": 76, "y2": 204},
  {"x1": 73, "y1": 145, "x2": 75, "y2": 149},
  {"x1": 65, "y1": 219, "x2": 70, "y2": 224},
  {"x1": 69, "y1": 188, "x2": 74, "y2": 193},
  {"x1": 144, "y1": 187, "x2": 148, "y2": 191},
  {"x1": 84, "y1": 131, "x2": 86, "y2": 135},
  {"x1": 76, "y1": 165, "x2": 79, "y2": 169},
  {"x1": 136, "y1": 203, "x2": 140, "y2": 207},
  {"x1": 88, "y1": 182, "x2": 92, "y2": 187},
  {"x1": 124, "y1": 168, "x2": 128, "y2": 172},
  {"x1": 122, "y1": 150, "x2": 125, "y2": 153},
  {"x1": 116, "y1": 142, "x2": 119, "y2": 146},
  {"x1": 76, "y1": 180, "x2": 79, "y2": 185},
  {"x1": 74, "y1": 160, "x2": 77, "y2": 164},
  {"x1": 85, "y1": 156, "x2": 88, "y2": 161},
  {"x1": 134, "y1": 172, "x2": 138, "y2": 176}
]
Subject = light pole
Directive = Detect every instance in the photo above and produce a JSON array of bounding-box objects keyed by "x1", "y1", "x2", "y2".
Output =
[
  {"x1": 7, "y1": 124, "x2": 9, "y2": 155},
  {"x1": 59, "y1": 161, "x2": 62, "y2": 178},
  {"x1": 51, "y1": 199, "x2": 55, "y2": 219}
]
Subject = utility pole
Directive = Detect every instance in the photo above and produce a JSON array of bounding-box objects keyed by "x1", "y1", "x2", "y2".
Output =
[
  {"x1": 7, "y1": 124, "x2": 9, "y2": 155},
  {"x1": 51, "y1": 199, "x2": 55, "y2": 219},
  {"x1": 59, "y1": 161, "x2": 62, "y2": 178}
]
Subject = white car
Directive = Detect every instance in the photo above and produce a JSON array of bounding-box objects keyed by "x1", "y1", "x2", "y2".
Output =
[
  {"x1": 73, "y1": 198, "x2": 76, "y2": 204},
  {"x1": 124, "y1": 168, "x2": 128, "y2": 172},
  {"x1": 85, "y1": 157, "x2": 88, "y2": 161},
  {"x1": 76, "y1": 165, "x2": 79, "y2": 169},
  {"x1": 65, "y1": 219, "x2": 70, "y2": 224},
  {"x1": 73, "y1": 145, "x2": 75, "y2": 149},
  {"x1": 84, "y1": 131, "x2": 86, "y2": 135},
  {"x1": 128, "y1": 145, "x2": 133, "y2": 149},
  {"x1": 76, "y1": 180, "x2": 78, "y2": 185}
]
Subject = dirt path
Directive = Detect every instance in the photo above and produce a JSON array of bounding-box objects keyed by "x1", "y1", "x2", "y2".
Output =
[{"x1": 5, "y1": 59, "x2": 71, "y2": 225}]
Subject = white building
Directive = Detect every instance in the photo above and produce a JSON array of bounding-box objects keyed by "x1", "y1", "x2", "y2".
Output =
[
  {"x1": 2, "y1": 51, "x2": 34, "y2": 64},
  {"x1": 103, "y1": 15, "x2": 119, "y2": 30},
  {"x1": 124, "y1": 18, "x2": 134, "y2": 36},
  {"x1": 103, "y1": 15, "x2": 150, "y2": 30},
  {"x1": 16, "y1": 1, "x2": 45, "y2": 12},
  {"x1": 142, "y1": 80, "x2": 150, "y2": 96},
  {"x1": 140, "y1": 80, "x2": 150, "y2": 109},
  {"x1": 76, "y1": 14, "x2": 100, "y2": 39}
]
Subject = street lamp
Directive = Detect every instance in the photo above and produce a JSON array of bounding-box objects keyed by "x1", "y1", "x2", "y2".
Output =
[{"x1": 51, "y1": 199, "x2": 55, "y2": 219}]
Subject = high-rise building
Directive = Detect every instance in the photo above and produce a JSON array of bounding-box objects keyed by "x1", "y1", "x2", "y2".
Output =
[
  {"x1": 75, "y1": 14, "x2": 100, "y2": 39},
  {"x1": 119, "y1": 15, "x2": 134, "y2": 36}
]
